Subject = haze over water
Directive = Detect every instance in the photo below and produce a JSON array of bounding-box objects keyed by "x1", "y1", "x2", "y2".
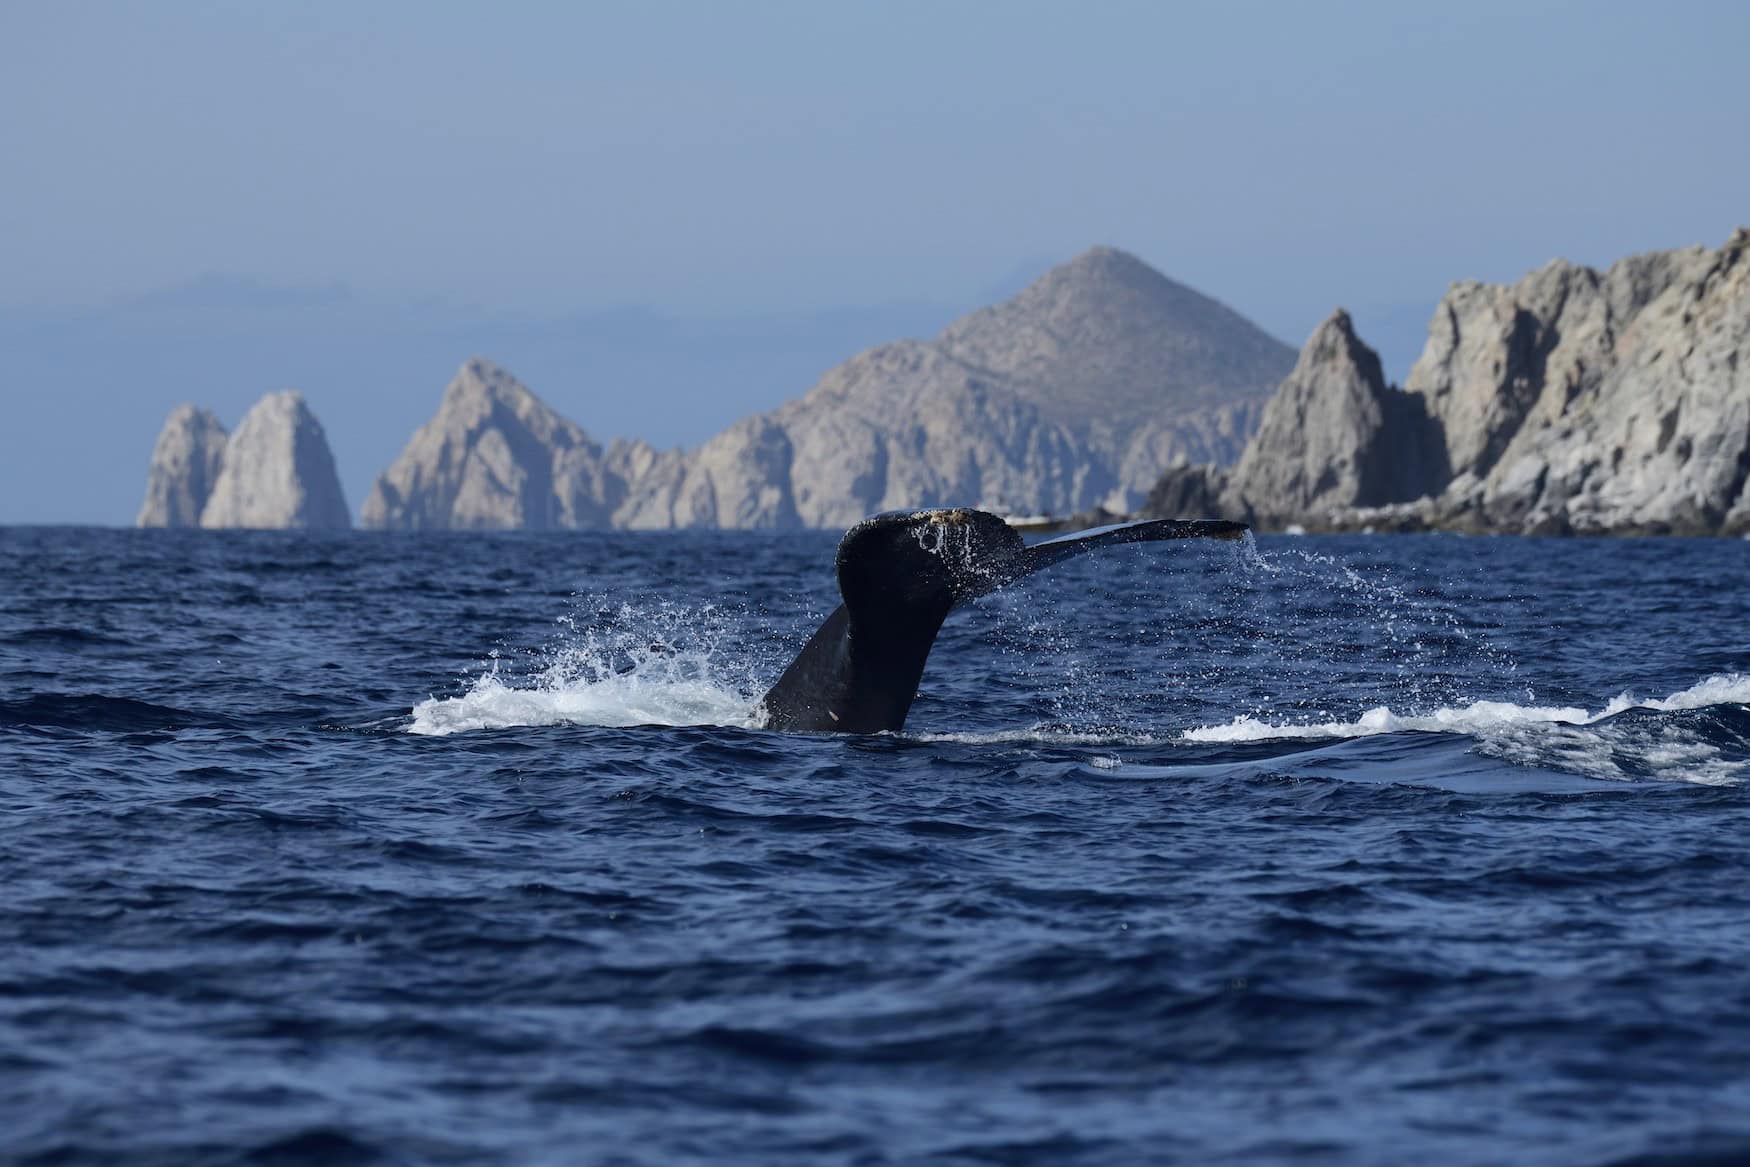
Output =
[{"x1": 5, "y1": 2, "x2": 1748, "y2": 523}]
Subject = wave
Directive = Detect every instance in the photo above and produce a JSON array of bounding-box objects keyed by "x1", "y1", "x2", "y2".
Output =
[
  {"x1": 0, "y1": 693, "x2": 240, "y2": 732},
  {"x1": 409, "y1": 604, "x2": 1750, "y2": 789},
  {"x1": 0, "y1": 627, "x2": 133, "y2": 648},
  {"x1": 404, "y1": 587, "x2": 1747, "y2": 788},
  {"x1": 1182, "y1": 673, "x2": 1750, "y2": 786},
  {"x1": 1182, "y1": 673, "x2": 1750, "y2": 743}
]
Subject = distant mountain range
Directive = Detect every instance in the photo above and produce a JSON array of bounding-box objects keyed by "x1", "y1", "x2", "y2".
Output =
[
  {"x1": 350, "y1": 247, "x2": 1295, "y2": 530},
  {"x1": 139, "y1": 231, "x2": 1750, "y2": 535}
]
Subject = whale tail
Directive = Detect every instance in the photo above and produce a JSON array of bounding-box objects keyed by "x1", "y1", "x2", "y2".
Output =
[{"x1": 759, "y1": 508, "x2": 1248, "y2": 734}]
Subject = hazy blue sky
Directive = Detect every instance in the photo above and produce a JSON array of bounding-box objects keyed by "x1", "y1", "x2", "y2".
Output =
[{"x1": 3, "y1": 1, "x2": 1747, "y2": 523}]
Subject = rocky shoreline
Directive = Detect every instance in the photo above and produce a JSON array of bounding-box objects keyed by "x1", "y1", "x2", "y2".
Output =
[{"x1": 1147, "y1": 229, "x2": 1750, "y2": 537}]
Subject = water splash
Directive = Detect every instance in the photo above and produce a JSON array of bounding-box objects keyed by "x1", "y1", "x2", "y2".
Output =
[
  {"x1": 408, "y1": 599, "x2": 770, "y2": 736},
  {"x1": 1237, "y1": 528, "x2": 1274, "y2": 574},
  {"x1": 1213, "y1": 537, "x2": 1524, "y2": 722}
]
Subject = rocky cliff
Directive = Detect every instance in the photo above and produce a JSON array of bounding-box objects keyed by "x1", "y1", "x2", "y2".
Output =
[
  {"x1": 137, "y1": 405, "x2": 229, "y2": 527},
  {"x1": 1152, "y1": 229, "x2": 1750, "y2": 535},
  {"x1": 199, "y1": 392, "x2": 351, "y2": 529},
  {"x1": 1409, "y1": 230, "x2": 1748, "y2": 534},
  {"x1": 359, "y1": 358, "x2": 630, "y2": 530},
  {"x1": 1225, "y1": 310, "x2": 1444, "y2": 527}
]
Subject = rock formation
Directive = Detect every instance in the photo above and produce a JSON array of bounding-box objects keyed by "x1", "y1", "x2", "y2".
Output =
[
  {"x1": 136, "y1": 405, "x2": 229, "y2": 527},
  {"x1": 1225, "y1": 310, "x2": 1444, "y2": 527},
  {"x1": 367, "y1": 248, "x2": 1295, "y2": 530},
  {"x1": 939, "y1": 247, "x2": 1289, "y2": 425},
  {"x1": 359, "y1": 358, "x2": 627, "y2": 530},
  {"x1": 613, "y1": 416, "x2": 802, "y2": 529},
  {"x1": 1151, "y1": 229, "x2": 1750, "y2": 535},
  {"x1": 745, "y1": 247, "x2": 1289, "y2": 525},
  {"x1": 1408, "y1": 230, "x2": 1748, "y2": 534},
  {"x1": 199, "y1": 391, "x2": 351, "y2": 529},
  {"x1": 1142, "y1": 463, "x2": 1230, "y2": 522}
]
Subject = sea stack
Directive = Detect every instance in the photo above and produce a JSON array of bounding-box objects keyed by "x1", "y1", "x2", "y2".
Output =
[
  {"x1": 199, "y1": 391, "x2": 351, "y2": 529},
  {"x1": 1226, "y1": 309, "x2": 1444, "y2": 527},
  {"x1": 359, "y1": 358, "x2": 624, "y2": 530},
  {"x1": 137, "y1": 405, "x2": 229, "y2": 527}
]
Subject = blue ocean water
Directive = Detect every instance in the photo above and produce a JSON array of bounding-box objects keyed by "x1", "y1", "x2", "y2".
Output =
[{"x1": 3, "y1": 527, "x2": 1748, "y2": 1166}]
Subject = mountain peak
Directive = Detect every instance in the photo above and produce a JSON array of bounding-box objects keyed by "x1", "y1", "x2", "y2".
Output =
[
  {"x1": 936, "y1": 245, "x2": 1296, "y2": 426},
  {"x1": 1053, "y1": 244, "x2": 1167, "y2": 282},
  {"x1": 1298, "y1": 308, "x2": 1384, "y2": 387},
  {"x1": 1007, "y1": 246, "x2": 1192, "y2": 313},
  {"x1": 450, "y1": 356, "x2": 519, "y2": 397}
]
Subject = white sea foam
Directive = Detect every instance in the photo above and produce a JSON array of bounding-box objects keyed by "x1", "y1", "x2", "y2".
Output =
[
  {"x1": 408, "y1": 600, "x2": 767, "y2": 736},
  {"x1": 1182, "y1": 673, "x2": 1750, "y2": 743},
  {"x1": 1182, "y1": 673, "x2": 1750, "y2": 786},
  {"x1": 908, "y1": 725, "x2": 1176, "y2": 747},
  {"x1": 1181, "y1": 700, "x2": 1593, "y2": 743}
]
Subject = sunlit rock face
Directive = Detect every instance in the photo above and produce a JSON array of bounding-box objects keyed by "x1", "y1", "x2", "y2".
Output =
[
  {"x1": 137, "y1": 405, "x2": 229, "y2": 528},
  {"x1": 359, "y1": 358, "x2": 623, "y2": 531},
  {"x1": 637, "y1": 247, "x2": 1293, "y2": 528},
  {"x1": 1173, "y1": 229, "x2": 1750, "y2": 535},
  {"x1": 199, "y1": 392, "x2": 350, "y2": 530},
  {"x1": 614, "y1": 416, "x2": 801, "y2": 530},
  {"x1": 1402, "y1": 231, "x2": 1746, "y2": 534}
]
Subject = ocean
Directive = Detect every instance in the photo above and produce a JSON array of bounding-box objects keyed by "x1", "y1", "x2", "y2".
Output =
[{"x1": 3, "y1": 527, "x2": 1748, "y2": 1166}]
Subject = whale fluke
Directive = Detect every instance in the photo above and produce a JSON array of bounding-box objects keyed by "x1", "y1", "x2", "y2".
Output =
[{"x1": 759, "y1": 508, "x2": 1247, "y2": 734}]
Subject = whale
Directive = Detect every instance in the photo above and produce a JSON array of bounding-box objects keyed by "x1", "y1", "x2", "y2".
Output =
[{"x1": 759, "y1": 507, "x2": 1248, "y2": 733}]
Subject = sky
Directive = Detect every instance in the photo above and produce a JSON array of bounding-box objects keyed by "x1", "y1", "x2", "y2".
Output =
[{"x1": 2, "y1": 0, "x2": 1746, "y2": 524}]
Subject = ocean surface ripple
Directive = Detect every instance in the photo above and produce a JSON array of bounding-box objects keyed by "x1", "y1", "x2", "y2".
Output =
[{"x1": 2, "y1": 528, "x2": 1748, "y2": 1166}]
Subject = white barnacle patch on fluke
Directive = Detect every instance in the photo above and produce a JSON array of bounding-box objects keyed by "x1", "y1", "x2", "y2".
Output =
[
  {"x1": 911, "y1": 508, "x2": 974, "y2": 555},
  {"x1": 912, "y1": 509, "x2": 1028, "y2": 595}
]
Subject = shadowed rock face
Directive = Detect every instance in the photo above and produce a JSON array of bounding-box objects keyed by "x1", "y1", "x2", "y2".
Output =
[
  {"x1": 137, "y1": 405, "x2": 228, "y2": 527},
  {"x1": 1143, "y1": 463, "x2": 1230, "y2": 521},
  {"x1": 200, "y1": 392, "x2": 350, "y2": 530},
  {"x1": 1159, "y1": 229, "x2": 1750, "y2": 535},
  {"x1": 1226, "y1": 310, "x2": 1446, "y2": 527}
]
